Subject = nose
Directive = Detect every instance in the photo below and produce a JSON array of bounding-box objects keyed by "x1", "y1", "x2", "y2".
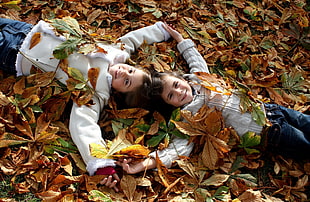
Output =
[
  {"x1": 119, "y1": 70, "x2": 128, "y2": 77},
  {"x1": 173, "y1": 88, "x2": 182, "y2": 97}
]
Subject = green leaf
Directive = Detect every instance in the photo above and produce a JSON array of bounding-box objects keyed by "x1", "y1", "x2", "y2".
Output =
[
  {"x1": 170, "y1": 130, "x2": 189, "y2": 139},
  {"x1": 136, "y1": 124, "x2": 151, "y2": 133},
  {"x1": 259, "y1": 39, "x2": 274, "y2": 49},
  {"x1": 251, "y1": 102, "x2": 266, "y2": 126},
  {"x1": 127, "y1": 2, "x2": 140, "y2": 13},
  {"x1": 74, "y1": 83, "x2": 86, "y2": 90},
  {"x1": 239, "y1": 132, "x2": 261, "y2": 148},
  {"x1": 143, "y1": 7, "x2": 156, "y2": 13},
  {"x1": 118, "y1": 118, "x2": 134, "y2": 127},
  {"x1": 50, "y1": 17, "x2": 82, "y2": 37},
  {"x1": 170, "y1": 108, "x2": 181, "y2": 121},
  {"x1": 238, "y1": 35, "x2": 251, "y2": 45},
  {"x1": 57, "y1": 137, "x2": 78, "y2": 151},
  {"x1": 53, "y1": 38, "x2": 83, "y2": 59},
  {"x1": 88, "y1": 190, "x2": 113, "y2": 202},
  {"x1": 111, "y1": 120, "x2": 125, "y2": 135},
  {"x1": 214, "y1": 186, "x2": 229, "y2": 200},
  {"x1": 67, "y1": 67, "x2": 85, "y2": 82},
  {"x1": 230, "y1": 173, "x2": 257, "y2": 186},
  {"x1": 0, "y1": 132, "x2": 30, "y2": 148},
  {"x1": 230, "y1": 156, "x2": 247, "y2": 173},
  {"x1": 159, "y1": 121, "x2": 167, "y2": 131},
  {"x1": 29, "y1": 105, "x2": 43, "y2": 113},
  {"x1": 1, "y1": 0, "x2": 22, "y2": 10},
  {"x1": 244, "y1": 147, "x2": 260, "y2": 154},
  {"x1": 216, "y1": 31, "x2": 228, "y2": 43},
  {"x1": 152, "y1": 9, "x2": 162, "y2": 18},
  {"x1": 146, "y1": 132, "x2": 167, "y2": 147}
]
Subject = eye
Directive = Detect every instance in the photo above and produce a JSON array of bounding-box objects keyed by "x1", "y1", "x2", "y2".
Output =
[
  {"x1": 124, "y1": 78, "x2": 130, "y2": 86},
  {"x1": 168, "y1": 93, "x2": 173, "y2": 100},
  {"x1": 129, "y1": 69, "x2": 133, "y2": 74},
  {"x1": 173, "y1": 81, "x2": 179, "y2": 88}
]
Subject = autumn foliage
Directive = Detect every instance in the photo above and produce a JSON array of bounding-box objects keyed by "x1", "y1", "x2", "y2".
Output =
[{"x1": 0, "y1": 0, "x2": 309, "y2": 201}]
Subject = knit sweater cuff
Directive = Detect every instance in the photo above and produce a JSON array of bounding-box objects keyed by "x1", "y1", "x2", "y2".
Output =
[
  {"x1": 87, "y1": 158, "x2": 116, "y2": 176},
  {"x1": 177, "y1": 39, "x2": 195, "y2": 54},
  {"x1": 149, "y1": 151, "x2": 173, "y2": 168},
  {"x1": 155, "y1": 22, "x2": 171, "y2": 41}
]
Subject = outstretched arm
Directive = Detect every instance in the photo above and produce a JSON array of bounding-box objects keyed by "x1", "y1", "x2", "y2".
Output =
[
  {"x1": 116, "y1": 158, "x2": 156, "y2": 174},
  {"x1": 163, "y1": 23, "x2": 210, "y2": 74},
  {"x1": 119, "y1": 22, "x2": 170, "y2": 56}
]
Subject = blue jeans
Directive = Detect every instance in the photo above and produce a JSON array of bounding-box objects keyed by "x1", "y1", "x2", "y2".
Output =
[
  {"x1": 0, "y1": 18, "x2": 32, "y2": 74},
  {"x1": 265, "y1": 104, "x2": 310, "y2": 159}
]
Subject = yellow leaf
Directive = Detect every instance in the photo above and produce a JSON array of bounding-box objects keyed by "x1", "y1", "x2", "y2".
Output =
[
  {"x1": 114, "y1": 144, "x2": 150, "y2": 159},
  {"x1": 107, "y1": 129, "x2": 132, "y2": 156},
  {"x1": 89, "y1": 143, "x2": 111, "y2": 159}
]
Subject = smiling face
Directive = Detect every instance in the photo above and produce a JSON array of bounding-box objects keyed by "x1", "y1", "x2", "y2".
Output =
[
  {"x1": 160, "y1": 75, "x2": 193, "y2": 107},
  {"x1": 109, "y1": 64, "x2": 148, "y2": 93}
]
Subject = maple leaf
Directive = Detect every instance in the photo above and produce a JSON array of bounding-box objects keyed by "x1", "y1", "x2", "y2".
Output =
[{"x1": 172, "y1": 105, "x2": 232, "y2": 169}]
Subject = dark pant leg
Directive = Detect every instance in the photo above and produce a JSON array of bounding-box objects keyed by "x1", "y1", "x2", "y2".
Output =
[
  {"x1": 265, "y1": 104, "x2": 310, "y2": 159},
  {"x1": 0, "y1": 18, "x2": 33, "y2": 74}
]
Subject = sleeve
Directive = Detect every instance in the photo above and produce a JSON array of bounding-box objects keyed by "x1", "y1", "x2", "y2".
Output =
[
  {"x1": 177, "y1": 39, "x2": 210, "y2": 73},
  {"x1": 149, "y1": 136, "x2": 194, "y2": 168},
  {"x1": 119, "y1": 22, "x2": 170, "y2": 55},
  {"x1": 69, "y1": 95, "x2": 116, "y2": 176}
]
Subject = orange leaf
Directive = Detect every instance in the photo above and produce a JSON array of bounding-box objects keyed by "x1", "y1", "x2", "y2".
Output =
[
  {"x1": 29, "y1": 32, "x2": 41, "y2": 50},
  {"x1": 88, "y1": 67, "x2": 100, "y2": 89},
  {"x1": 115, "y1": 144, "x2": 150, "y2": 159}
]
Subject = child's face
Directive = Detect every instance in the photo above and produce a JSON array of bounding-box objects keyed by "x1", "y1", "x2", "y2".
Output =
[
  {"x1": 161, "y1": 75, "x2": 193, "y2": 107},
  {"x1": 109, "y1": 64, "x2": 146, "y2": 93}
]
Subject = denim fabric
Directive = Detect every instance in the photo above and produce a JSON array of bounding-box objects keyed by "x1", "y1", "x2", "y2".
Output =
[
  {"x1": 265, "y1": 103, "x2": 310, "y2": 159},
  {"x1": 0, "y1": 18, "x2": 32, "y2": 74}
]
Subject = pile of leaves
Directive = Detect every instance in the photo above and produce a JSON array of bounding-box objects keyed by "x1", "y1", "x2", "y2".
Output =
[{"x1": 0, "y1": 0, "x2": 309, "y2": 201}]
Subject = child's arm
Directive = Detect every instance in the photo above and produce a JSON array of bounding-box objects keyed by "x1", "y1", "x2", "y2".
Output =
[
  {"x1": 116, "y1": 158, "x2": 156, "y2": 174},
  {"x1": 116, "y1": 137, "x2": 194, "y2": 174},
  {"x1": 118, "y1": 22, "x2": 170, "y2": 56},
  {"x1": 162, "y1": 23, "x2": 210, "y2": 74}
]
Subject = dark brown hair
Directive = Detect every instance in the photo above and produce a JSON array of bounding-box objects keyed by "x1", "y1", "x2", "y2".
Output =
[
  {"x1": 149, "y1": 71, "x2": 184, "y2": 120},
  {"x1": 112, "y1": 66, "x2": 152, "y2": 109}
]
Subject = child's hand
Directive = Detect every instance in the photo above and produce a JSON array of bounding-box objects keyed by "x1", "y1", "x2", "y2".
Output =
[
  {"x1": 116, "y1": 158, "x2": 156, "y2": 174},
  {"x1": 99, "y1": 173, "x2": 120, "y2": 192},
  {"x1": 162, "y1": 23, "x2": 184, "y2": 43}
]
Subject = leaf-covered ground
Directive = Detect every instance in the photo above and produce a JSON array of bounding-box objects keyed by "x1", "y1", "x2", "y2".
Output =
[{"x1": 0, "y1": 0, "x2": 309, "y2": 201}]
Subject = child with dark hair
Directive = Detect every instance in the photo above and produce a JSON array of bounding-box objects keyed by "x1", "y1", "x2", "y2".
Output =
[
  {"x1": 116, "y1": 23, "x2": 310, "y2": 175},
  {"x1": 0, "y1": 17, "x2": 171, "y2": 191}
]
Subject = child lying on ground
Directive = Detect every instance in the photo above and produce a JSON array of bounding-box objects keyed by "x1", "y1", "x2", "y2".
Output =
[
  {"x1": 116, "y1": 23, "x2": 310, "y2": 176},
  {"x1": 0, "y1": 17, "x2": 171, "y2": 191}
]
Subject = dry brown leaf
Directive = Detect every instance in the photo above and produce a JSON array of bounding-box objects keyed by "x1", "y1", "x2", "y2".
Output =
[
  {"x1": 88, "y1": 67, "x2": 99, "y2": 89},
  {"x1": 13, "y1": 76, "x2": 25, "y2": 95},
  {"x1": 29, "y1": 32, "x2": 41, "y2": 50},
  {"x1": 109, "y1": 107, "x2": 149, "y2": 119},
  {"x1": 237, "y1": 189, "x2": 264, "y2": 202},
  {"x1": 120, "y1": 174, "x2": 137, "y2": 202}
]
